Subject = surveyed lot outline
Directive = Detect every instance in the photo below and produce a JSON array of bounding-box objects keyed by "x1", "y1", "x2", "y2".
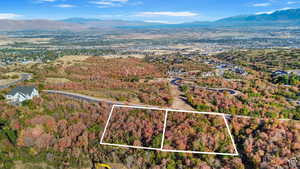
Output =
[{"x1": 100, "y1": 105, "x2": 239, "y2": 156}]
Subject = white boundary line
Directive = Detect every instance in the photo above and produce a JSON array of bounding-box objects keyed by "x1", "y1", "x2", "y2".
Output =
[
  {"x1": 101, "y1": 142, "x2": 161, "y2": 151},
  {"x1": 161, "y1": 149, "x2": 238, "y2": 156},
  {"x1": 114, "y1": 104, "x2": 225, "y2": 116},
  {"x1": 100, "y1": 105, "x2": 116, "y2": 144},
  {"x1": 223, "y1": 114, "x2": 239, "y2": 155},
  {"x1": 113, "y1": 104, "x2": 167, "y2": 111},
  {"x1": 100, "y1": 104, "x2": 239, "y2": 156},
  {"x1": 100, "y1": 105, "x2": 165, "y2": 149},
  {"x1": 166, "y1": 109, "x2": 226, "y2": 116},
  {"x1": 160, "y1": 109, "x2": 169, "y2": 150}
]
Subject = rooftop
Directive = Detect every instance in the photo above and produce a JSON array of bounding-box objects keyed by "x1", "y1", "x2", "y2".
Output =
[{"x1": 7, "y1": 86, "x2": 36, "y2": 96}]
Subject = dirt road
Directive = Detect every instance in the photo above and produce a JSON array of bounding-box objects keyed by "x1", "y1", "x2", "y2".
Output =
[{"x1": 170, "y1": 78, "x2": 194, "y2": 110}]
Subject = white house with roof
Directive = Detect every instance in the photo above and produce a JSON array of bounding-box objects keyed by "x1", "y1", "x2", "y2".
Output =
[{"x1": 5, "y1": 86, "x2": 39, "y2": 103}]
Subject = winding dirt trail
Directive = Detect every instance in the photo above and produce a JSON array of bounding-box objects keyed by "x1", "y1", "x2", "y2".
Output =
[{"x1": 169, "y1": 78, "x2": 194, "y2": 111}]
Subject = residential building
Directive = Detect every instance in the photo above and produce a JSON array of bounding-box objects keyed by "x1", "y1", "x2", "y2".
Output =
[{"x1": 6, "y1": 86, "x2": 39, "y2": 103}]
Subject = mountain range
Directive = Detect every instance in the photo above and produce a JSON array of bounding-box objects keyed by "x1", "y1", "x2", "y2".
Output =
[
  {"x1": 214, "y1": 8, "x2": 300, "y2": 27},
  {"x1": 0, "y1": 8, "x2": 300, "y2": 31}
]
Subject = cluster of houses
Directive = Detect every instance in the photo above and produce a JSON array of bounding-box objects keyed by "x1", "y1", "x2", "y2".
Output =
[
  {"x1": 167, "y1": 67, "x2": 187, "y2": 76},
  {"x1": 0, "y1": 58, "x2": 41, "y2": 66},
  {"x1": 202, "y1": 59, "x2": 248, "y2": 77},
  {"x1": 211, "y1": 60, "x2": 247, "y2": 75},
  {"x1": 160, "y1": 53, "x2": 248, "y2": 78},
  {"x1": 147, "y1": 54, "x2": 189, "y2": 64},
  {"x1": 272, "y1": 70, "x2": 300, "y2": 77}
]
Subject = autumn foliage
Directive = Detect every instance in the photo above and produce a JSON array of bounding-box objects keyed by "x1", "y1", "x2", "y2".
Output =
[
  {"x1": 163, "y1": 111, "x2": 235, "y2": 153},
  {"x1": 44, "y1": 57, "x2": 172, "y2": 106},
  {"x1": 102, "y1": 107, "x2": 165, "y2": 148},
  {"x1": 185, "y1": 77, "x2": 299, "y2": 119}
]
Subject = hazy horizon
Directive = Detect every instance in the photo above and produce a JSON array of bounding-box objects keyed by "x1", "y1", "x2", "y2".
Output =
[{"x1": 1, "y1": 0, "x2": 300, "y2": 24}]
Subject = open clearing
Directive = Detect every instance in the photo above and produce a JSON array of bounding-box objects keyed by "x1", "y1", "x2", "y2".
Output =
[
  {"x1": 0, "y1": 36, "x2": 52, "y2": 45},
  {"x1": 55, "y1": 55, "x2": 91, "y2": 67},
  {"x1": 45, "y1": 77, "x2": 71, "y2": 84},
  {"x1": 14, "y1": 161, "x2": 55, "y2": 169},
  {"x1": 170, "y1": 80, "x2": 194, "y2": 111},
  {"x1": 107, "y1": 33, "x2": 170, "y2": 40},
  {"x1": 101, "y1": 54, "x2": 145, "y2": 59},
  {"x1": 0, "y1": 72, "x2": 21, "y2": 85},
  {"x1": 0, "y1": 78, "x2": 19, "y2": 86}
]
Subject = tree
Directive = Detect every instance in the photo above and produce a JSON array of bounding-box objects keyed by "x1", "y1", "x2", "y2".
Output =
[
  {"x1": 196, "y1": 104, "x2": 210, "y2": 111},
  {"x1": 289, "y1": 74, "x2": 300, "y2": 85},
  {"x1": 180, "y1": 85, "x2": 189, "y2": 93},
  {"x1": 265, "y1": 111, "x2": 278, "y2": 118},
  {"x1": 151, "y1": 134, "x2": 162, "y2": 148},
  {"x1": 0, "y1": 94, "x2": 4, "y2": 100},
  {"x1": 0, "y1": 118, "x2": 17, "y2": 145},
  {"x1": 294, "y1": 106, "x2": 300, "y2": 120},
  {"x1": 166, "y1": 160, "x2": 176, "y2": 169}
]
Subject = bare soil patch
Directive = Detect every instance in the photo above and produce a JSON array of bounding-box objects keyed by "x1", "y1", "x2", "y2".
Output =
[
  {"x1": 0, "y1": 72, "x2": 21, "y2": 85},
  {"x1": 56, "y1": 55, "x2": 91, "y2": 67},
  {"x1": 101, "y1": 54, "x2": 145, "y2": 59},
  {"x1": 45, "y1": 78, "x2": 71, "y2": 84}
]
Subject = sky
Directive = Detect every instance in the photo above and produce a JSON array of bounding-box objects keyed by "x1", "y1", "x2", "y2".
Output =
[{"x1": 1, "y1": 0, "x2": 300, "y2": 23}]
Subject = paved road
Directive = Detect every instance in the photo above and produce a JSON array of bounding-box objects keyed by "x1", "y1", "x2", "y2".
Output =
[
  {"x1": 195, "y1": 87, "x2": 241, "y2": 96},
  {"x1": 0, "y1": 73, "x2": 32, "y2": 90},
  {"x1": 43, "y1": 90, "x2": 124, "y2": 105},
  {"x1": 170, "y1": 77, "x2": 182, "y2": 86},
  {"x1": 171, "y1": 77, "x2": 241, "y2": 96},
  {"x1": 44, "y1": 90, "x2": 297, "y2": 122},
  {"x1": 43, "y1": 90, "x2": 158, "y2": 108}
]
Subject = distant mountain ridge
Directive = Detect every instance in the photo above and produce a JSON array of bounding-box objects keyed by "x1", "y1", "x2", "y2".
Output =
[
  {"x1": 124, "y1": 8, "x2": 300, "y2": 28},
  {"x1": 60, "y1": 18, "x2": 103, "y2": 23},
  {"x1": 0, "y1": 19, "x2": 88, "y2": 31},
  {"x1": 0, "y1": 18, "x2": 156, "y2": 31},
  {"x1": 211, "y1": 8, "x2": 300, "y2": 27},
  {"x1": 146, "y1": 8, "x2": 300, "y2": 28},
  {"x1": 218, "y1": 8, "x2": 300, "y2": 22},
  {"x1": 0, "y1": 8, "x2": 300, "y2": 31}
]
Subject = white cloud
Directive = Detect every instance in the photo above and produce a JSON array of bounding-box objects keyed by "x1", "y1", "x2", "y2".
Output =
[
  {"x1": 287, "y1": 1, "x2": 299, "y2": 4},
  {"x1": 137, "y1": 11, "x2": 199, "y2": 17},
  {"x1": 97, "y1": 4, "x2": 123, "y2": 8},
  {"x1": 93, "y1": 1, "x2": 114, "y2": 5},
  {"x1": 253, "y1": 3, "x2": 271, "y2": 7},
  {"x1": 55, "y1": 4, "x2": 76, "y2": 8},
  {"x1": 0, "y1": 13, "x2": 22, "y2": 19},
  {"x1": 255, "y1": 7, "x2": 293, "y2": 15},
  {"x1": 255, "y1": 11, "x2": 274, "y2": 15},
  {"x1": 144, "y1": 20, "x2": 179, "y2": 24},
  {"x1": 131, "y1": 1, "x2": 143, "y2": 6},
  {"x1": 39, "y1": 0, "x2": 57, "y2": 2},
  {"x1": 110, "y1": 0, "x2": 128, "y2": 2},
  {"x1": 90, "y1": 0, "x2": 129, "y2": 8},
  {"x1": 97, "y1": 14, "x2": 123, "y2": 18},
  {"x1": 279, "y1": 7, "x2": 293, "y2": 10}
]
